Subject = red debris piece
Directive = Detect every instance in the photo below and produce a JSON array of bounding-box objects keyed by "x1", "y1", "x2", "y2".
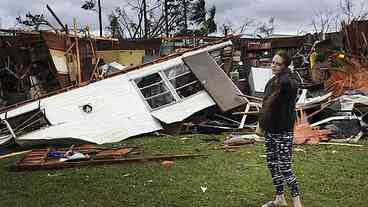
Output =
[
  {"x1": 293, "y1": 109, "x2": 330, "y2": 144},
  {"x1": 326, "y1": 57, "x2": 368, "y2": 97}
]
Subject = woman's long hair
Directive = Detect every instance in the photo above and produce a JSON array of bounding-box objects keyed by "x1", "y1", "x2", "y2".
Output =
[{"x1": 258, "y1": 50, "x2": 291, "y2": 129}]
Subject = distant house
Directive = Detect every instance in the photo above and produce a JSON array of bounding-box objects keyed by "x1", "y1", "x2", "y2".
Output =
[{"x1": 96, "y1": 38, "x2": 162, "y2": 67}]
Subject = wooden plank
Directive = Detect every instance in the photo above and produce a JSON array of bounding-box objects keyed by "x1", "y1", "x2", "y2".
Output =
[
  {"x1": 0, "y1": 150, "x2": 31, "y2": 160},
  {"x1": 73, "y1": 18, "x2": 82, "y2": 84},
  {"x1": 89, "y1": 57, "x2": 101, "y2": 81},
  {"x1": 63, "y1": 41, "x2": 76, "y2": 56},
  {"x1": 11, "y1": 154, "x2": 207, "y2": 171},
  {"x1": 95, "y1": 148, "x2": 133, "y2": 160}
]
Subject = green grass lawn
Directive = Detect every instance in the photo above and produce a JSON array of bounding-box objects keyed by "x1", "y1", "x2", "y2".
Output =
[{"x1": 0, "y1": 134, "x2": 367, "y2": 207}]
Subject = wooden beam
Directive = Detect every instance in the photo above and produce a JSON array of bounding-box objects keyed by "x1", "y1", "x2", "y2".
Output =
[
  {"x1": 46, "y1": 4, "x2": 67, "y2": 31},
  {"x1": 64, "y1": 41, "x2": 76, "y2": 56},
  {"x1": 0, "y1": 150, "x2": 31, "y2": 160},
  {"x1": 11, "y1": 154, "x2": 207, "y2": 171},
  {"x1": 89, "y1": 57, "x2": 101, "y2": 81},
  {"x1": 73, "y1": 18, "x2": 82, "y2": 84}
]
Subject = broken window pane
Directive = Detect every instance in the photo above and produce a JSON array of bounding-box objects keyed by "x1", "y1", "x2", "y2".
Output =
[
  {"x1": 134, "y1": 73, "x2": 162, "y2": 88},
  {"x1": 134, "y1": 73, "x2": 175, "y2": 109},
  {"x1": 0, "y1": 108, "x2": 50, "y2": 139},
  {"x1": 164, "y1": 64, "x2": 203, "y2": 98},
  {"x1": 176, "y1": 81, "x2": 202, "y2": 98},
  {"x1": 164, "y1": 64, "x2": 190, "y2": 79},
  {"x1": 146, "y1": 92, "x2": 176, "y2": 109},
  {"x1": 140, "y1": 82, "x2": 170, "y2": 99}
]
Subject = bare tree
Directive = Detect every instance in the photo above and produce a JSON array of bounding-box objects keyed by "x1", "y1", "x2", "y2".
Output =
[
  {"x1": 256, "y1": 17, "x2": 275, "y2": 37},
  {"x1": 108, "y1": 0, "x2": 164, "y2": 38},
  {"x1": 113, "y1": 7, "x2": 142, "y2": 38},
  {"x1": 238, "y1": 18, "x2": 255, "y2": 34},
  {"x1": 311, "y1": 9, "x2": 339, "y2": 40},
  {"x1": 108, "y1": 0, "x2": 197, "y2": 39},
  {"x1": 220, "y1": 20, "x2": 234, "y2": 36},
  {"x1": 339, "y1": 0, "x2": 368, "y2": 23},
  {"x1": 220, "y1": 18, "x2": 254, "y2": 36},
  {"x1": 81, "y1": 0, "x2": 103, "y2": 37}
]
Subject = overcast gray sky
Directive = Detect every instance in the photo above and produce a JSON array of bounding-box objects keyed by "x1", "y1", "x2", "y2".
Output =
[{"x1": 0, "y1": 0, "x2": 366, "y2": 35}]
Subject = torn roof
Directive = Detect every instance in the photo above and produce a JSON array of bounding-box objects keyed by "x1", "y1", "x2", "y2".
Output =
[{"x1": 0, "y1": 39, "x2": 232, "y2": 115}]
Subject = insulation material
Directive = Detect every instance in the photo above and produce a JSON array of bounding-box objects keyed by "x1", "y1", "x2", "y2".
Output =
[
  {"x1": 49, "y1": 49, "x2": 68, "y2": 74},
  {"x1": 248, "y1": 67, "x2": 273, "y2": 96}
]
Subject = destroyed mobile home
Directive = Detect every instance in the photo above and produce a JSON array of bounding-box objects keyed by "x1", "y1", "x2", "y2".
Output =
[
  {"x1": 0, "y1": 40, "x2": 246, "y2": 147},
  {"x1": 1, "y1": 20, "x2": 368, "y2": 149}
]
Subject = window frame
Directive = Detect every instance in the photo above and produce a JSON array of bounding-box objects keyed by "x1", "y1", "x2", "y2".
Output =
[{"x1": 132, "y1": 63, "x2": 203, "y2": 111}]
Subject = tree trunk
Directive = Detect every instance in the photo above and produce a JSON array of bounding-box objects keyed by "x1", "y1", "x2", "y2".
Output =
[
  {"x1": 165, "y1": 0, "x2": 169, "y2": 37},
  {"x1": 98, "y1": 0, "x2": 102, "y2": 37},
  {"x1": 184, "y1": 0, "x2": 188, "y2": 35},
  {"x1": 143, "y1": 0, "x2": 148, "y2": 38}
]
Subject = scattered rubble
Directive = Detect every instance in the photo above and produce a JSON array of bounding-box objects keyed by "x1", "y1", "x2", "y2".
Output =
[{"x1": 11, "y1": 144, "x2": 206, "y2": 171}]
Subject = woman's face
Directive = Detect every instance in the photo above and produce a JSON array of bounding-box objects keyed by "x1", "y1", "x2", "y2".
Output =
[{"x1": 271, "y1": 55, "x2": 285, "y2": 75}]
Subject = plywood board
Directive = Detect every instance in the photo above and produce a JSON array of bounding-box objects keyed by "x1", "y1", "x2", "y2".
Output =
[{"x1": 183, "y1": 52, "x2": 247, "y2": 111}]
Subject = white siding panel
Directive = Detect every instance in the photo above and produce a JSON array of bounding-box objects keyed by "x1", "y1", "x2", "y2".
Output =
[
  {"x1": 1, "y1": 74, "x2": 163, "y2": 144},
  {"x1": 151, "y1": 91, "x2": 215, "y2": 124}
]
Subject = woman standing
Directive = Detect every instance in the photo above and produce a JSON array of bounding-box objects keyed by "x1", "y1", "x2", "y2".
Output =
[{"x1": 259, "y1": 51, "x2": 302, "y2": 207}]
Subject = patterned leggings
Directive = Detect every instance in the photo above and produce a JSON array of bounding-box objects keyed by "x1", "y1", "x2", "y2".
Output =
[{"x1": 265, "y1": 131, "x2": 300, "y2": 197}]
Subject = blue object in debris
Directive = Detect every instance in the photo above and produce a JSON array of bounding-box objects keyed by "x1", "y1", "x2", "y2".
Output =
[{"x1": 47, "y1": 151, "x2": 65, "y2": 158}]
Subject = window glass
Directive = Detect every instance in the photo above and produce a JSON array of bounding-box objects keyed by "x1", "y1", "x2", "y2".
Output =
[
  {"x1": 164, "y1": 64, "x2": 203, "y2": 98},
  {"x1": 164, "y1": 64, "x2": 190, "y2": 78},
  {"x1": 134, "y1": 73, "x2": 161, "y2": 88},
  {"x1": 134, "y1": 64, "x2": 204, "y2": 110},
  {"x1": 146, "y1": 92, "x2": 176, "y2": 109},
  {"x1": 139, "y1": 82, "x2": 170, "y2": 99},
  {"x1": 134, "y1": 73, "x2": 175, "y2": 109}
]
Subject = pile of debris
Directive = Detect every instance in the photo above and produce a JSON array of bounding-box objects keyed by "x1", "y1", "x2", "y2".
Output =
[
  {"x1": 10, "y1": 144, "x2": 205, "y2": 171},
  {"x1": 1, "y1": 20, "x2": 368, "y2": 157}
]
